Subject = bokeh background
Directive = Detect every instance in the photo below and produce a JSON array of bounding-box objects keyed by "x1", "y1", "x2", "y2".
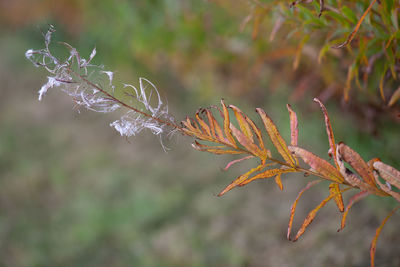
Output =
[{"x1": 1, "y1": 0, "x2": 399, "y2": 266}]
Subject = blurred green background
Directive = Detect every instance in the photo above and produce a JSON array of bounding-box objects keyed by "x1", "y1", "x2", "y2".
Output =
[{"x1": 0, "y1": 0, "x2": 399, "y2": 266}]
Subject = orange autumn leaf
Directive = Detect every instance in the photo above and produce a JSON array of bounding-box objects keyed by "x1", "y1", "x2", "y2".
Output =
[
  {"x1": 230, "y1": 124, "x2": 263, "y2": 157},
  {"x1": 230, "y1": 105, "x2": 253, "y2": 141},
  {"x1": 338, "y1": 190, "x2": 370, "y2": 232},
  {"x1": 287, "y1": 180, "x2": 321, "y2": 241},
  {"x1": 256, "y1": 108, "x2": 296, "y2": 167},
  {"x1": 238, "y1": 167, "x2": 297, "y2": 186},
  {"x1": 329, "y1": 183, "x2": 344, "y2": 212},
  {"x1": 370, "y1": 206, "x2": 400, "y2": 267},
  {"x1": 292, "y1": 187, "x2": 351, "y2": 242},
  {"x1": 274, "y1": 173, "x2": 284, "y2": 191},
  {"x1": 218, "y1": 164, "x2": 265, "y2": 196},
  {"x1": 221, "y1": 100, "x2": 237, "y2": 148}
]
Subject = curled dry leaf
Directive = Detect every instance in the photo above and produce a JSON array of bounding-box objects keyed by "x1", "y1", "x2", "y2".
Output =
[
  {"x1": 373, "y1": 161, "x2": 400, "y2": 189},
  {"x1": 337, "y1": 142, "x2": 377, "y2": 187}
]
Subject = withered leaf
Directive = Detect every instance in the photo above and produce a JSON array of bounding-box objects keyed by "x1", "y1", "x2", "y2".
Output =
[
  {"x1": 329, "y1": 183, "x2": 344, "y2": 212},
  {"x1": 289, "y1": 146, "x2": 343, "y2": 183},
  {"x1": 257, "y1": 108, "x2": 296, "y2": 166},
  {"x1": 230, "y1": 124, "x2": 262, "y2": 157},
  {"x1": 230, "y1": 105, "x2": 253, "y2": 141},
  {"x1": 221, "y1": 100, "x2": 237, "y2": 148},
  {"x1": 218, "y1": 164, "x2": 265, "y2": 196},
  {"x1": 286, "y1": 104, "x2": 299, "y2": 147},
  {"x1": 337, "y1": 143, "x2": 376, "y2": 187},
  {"x1": 274, "y1": 173, "x2": 283, "y2": 191},
  {"x1": 192, "y1": 141, "x2": 245, "y2": 155},
  {"x1": 292, "y1": 186, "x2": 351, "y2": 242},
  {"x1": 373, "y1": 161, "x2": 400, "y2": 189},
  {"x1": 238, "y1": 167, "x2": 296, "y2": 186},
  {"x1": 223, "y1": 155, "x2": 254, "y2": 171},
  {"x1": 338, "y1": 190, "x2": 369, "y2": 232},
  {"x1": 313, "y1": 98, "x2": 340, "y2": 170},
  {"x1": 287, "y1": 180, "x2": 321, "y2": 241}
]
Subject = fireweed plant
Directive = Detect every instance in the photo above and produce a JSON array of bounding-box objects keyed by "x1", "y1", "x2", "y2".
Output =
[{"x1": 26, "y1": 27, "x2": 399, "y2": 267}]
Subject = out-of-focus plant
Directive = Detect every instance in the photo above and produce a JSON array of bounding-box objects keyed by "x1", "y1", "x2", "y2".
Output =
[
  {"x1": 240, "y1": 0, "x2": 400, "y2": 106},
  {"x1": 27, "y1": 27, "x2": 399, "y2": 267}
]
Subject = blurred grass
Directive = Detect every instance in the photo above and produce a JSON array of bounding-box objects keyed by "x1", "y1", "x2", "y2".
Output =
[{"x1": 1, "y1": 1, "x2": 400, "y2": 266}]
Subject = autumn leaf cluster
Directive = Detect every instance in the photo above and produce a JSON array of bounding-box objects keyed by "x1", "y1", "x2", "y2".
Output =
[{"x1": 181, "y1": 98, "x2": 400, "y2": 267}]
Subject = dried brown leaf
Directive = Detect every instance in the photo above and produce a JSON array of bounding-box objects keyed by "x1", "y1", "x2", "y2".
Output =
[
  {"x1": 292, "y1": 186, "x2": 351, "y2": 242},
  {"x1": 373, "y1": 161, "x2": 400, "y2": 189},
  {"x1": 313, "y1": 98, "x2": 340, "y2": 170},
  {"x1": 289, "y1": 146, "x2": 343, "y2": 183},
  {"x1": 287, "y1": 180, "x2": 321, "y2": 240},
  {"x1": 337, "y1": 143, "x2": 376, "y2": 187}
]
